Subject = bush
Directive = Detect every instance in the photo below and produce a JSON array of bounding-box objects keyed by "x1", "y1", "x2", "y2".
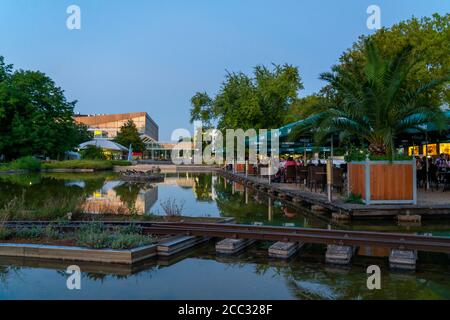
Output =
[
  {"x1": 116, "y1": 224, "x2": 143, "y2": 235},
  {"x1": 345, "y1": 193, "x2": 364, "y2": 204},
  {"x1": 0, "y1": 156, "x2": 41, "y2": 171},
  {"x1": 109, "y1": 233, "x2": 152, "y2": 250},
  {"x1": 43, "y1": 225, "x2": 60, "y2": 239},
  {"x1": 160, "y1": 198, "x2": 185, "y2": 216},
  {"x1": 15, "y1": 226, "x2": 44, "y2": 239},
  {"x1": 80, "y1": 145, "x2": 105, "y2": 160},
  {"x1": 76, "y1": 222, "x2": 153, "y2": 249},
  {"x1": 0, "y1": 228, "x2": 13, "y2": 240}
]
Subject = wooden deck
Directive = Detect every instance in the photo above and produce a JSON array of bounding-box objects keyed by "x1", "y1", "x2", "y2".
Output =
[{"x1": 218, "y1": 170, "x2": 450, "y2": 218}]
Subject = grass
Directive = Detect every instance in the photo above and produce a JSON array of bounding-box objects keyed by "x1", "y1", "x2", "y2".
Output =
[
  {"x1": 76, "y1": 222, "x2": 154, "y2": 249},
  {"x1": 0, "y1": 221, "x2": 154, "y2": 250},
  {"x1": 0, "y1": 193, "x2": 83, "y2": 221},
  {"x1": 42, "y1": 160, "x2": 131, "y2": 171},
  {"x1": 42, "y1": 160, "x2": 107, "y2": 170},
  {"x1": 1, "y1": 159, "x2": 131, "y2": 172}
]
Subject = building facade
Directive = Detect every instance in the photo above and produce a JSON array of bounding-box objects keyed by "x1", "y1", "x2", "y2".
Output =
[{"x1": 75, "y1": 112, "x2": 159, "y2": 142}]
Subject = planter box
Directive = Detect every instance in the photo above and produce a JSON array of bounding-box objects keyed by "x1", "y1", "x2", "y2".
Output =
[
  {"x1": 0, "y1": 243, "x2": 157, "y2": 264},
  {"x1": 348, "y1": 160, "x2": 416, "y2": 205}
]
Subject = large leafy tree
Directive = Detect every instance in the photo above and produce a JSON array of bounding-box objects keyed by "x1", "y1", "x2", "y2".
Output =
[
  {"x1": 338, "y1": 13, "x2": 450, "y2": 106},
  {"x1": 0, "y1": 56, "x2": 84, "y2": 160},
  {"x1": 114, "y1": 120, "x2": 145, "y2": 152},
  {"x1": 190, "y1": 64, "x2": 303, "y2": 130},
  {"x1": 298, "y1": 41, "x2": 448, "y2": 159}
]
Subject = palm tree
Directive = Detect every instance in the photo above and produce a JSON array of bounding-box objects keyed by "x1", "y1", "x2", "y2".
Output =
[{"x1": 298, "y1": 41, "x2": 448, "y2": 159}]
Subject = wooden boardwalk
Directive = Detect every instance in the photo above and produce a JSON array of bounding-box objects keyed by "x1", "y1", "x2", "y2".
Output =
[{"x1": 218, "y1": 170, "x2": 450, "y2": 218}]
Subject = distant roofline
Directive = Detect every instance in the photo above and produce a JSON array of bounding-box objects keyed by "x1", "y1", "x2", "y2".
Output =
[{"x1": 74, "y1": 112, "x2": 158, "y2": 129}]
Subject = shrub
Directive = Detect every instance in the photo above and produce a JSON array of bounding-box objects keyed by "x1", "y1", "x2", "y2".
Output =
[
  {"x1": 3, "y1": 156, "x2": 41, "y2": 171},
  {"x1": 345, "y1": 193, "x2": 364, "y2": 204},
  {"x1": 80, "y1": 145, "x2": 105, "y2": 160},
  {"x1": 76, "y1": 222, "x2": 152, "y2": 249},
  {"x1": 160, "y1": 198, "x2": 185, "y2": 216},
  {"x1": 0, "y1": 228, "x2": 12, "y2": 240},
  {"x1": 43, "y1": 225, "x2": 60, "y2": 239},
  {"x1": 0, "y1": 215, "x2": 12, "y2": 240},
  {"x1": 109, "y1": 233, "x2": 153, "y2": 250},
  {"x1": 116, "y1": 224, "x2": 143, "y2": 235},
  {"x1": 15, "y1": 227, "x2": 44, "y2": 239},
  {"x1": 76, "y1": 223, "x2": 111, "y2": 249}
]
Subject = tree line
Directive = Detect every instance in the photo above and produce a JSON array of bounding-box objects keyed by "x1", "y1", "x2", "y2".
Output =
[
  {"x1": 189, "y1": 13, "x2": 449, "y2": 159},
  {"x1": 0, "y1": 57, "x2": 91, "y2": 161}
]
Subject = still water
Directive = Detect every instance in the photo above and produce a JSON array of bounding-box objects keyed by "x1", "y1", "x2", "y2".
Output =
[
  {"x1": 0, "y1": 244, "x2": 449, "y2": 300},
  {"x1": 0, "y1": 172, "x2": 449, "y2": 299}
]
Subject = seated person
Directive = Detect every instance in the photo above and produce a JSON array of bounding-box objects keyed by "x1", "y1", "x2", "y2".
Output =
[{"x1": 285, "y1": 156, "x2": 296, "y2": 168}]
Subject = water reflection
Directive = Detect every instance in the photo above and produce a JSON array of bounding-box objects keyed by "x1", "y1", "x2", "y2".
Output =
[
  {"x1": 0, "y1": 245, "x2": 448, "y2": 300},
  {"x1": 1, "y1": 172, "x2": 450, "y2": 233},
  {"x1": 81, "y1": 181, "x2": 158, "y2": 215}
]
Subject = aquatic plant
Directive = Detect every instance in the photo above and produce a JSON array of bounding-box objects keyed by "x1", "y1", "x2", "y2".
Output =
[
  {"x1": 76, "y1": 222, "x2": 153, "y2": 249},
  {"x1": 160, "y1": 198, "x2": 185, "y2": 216}
]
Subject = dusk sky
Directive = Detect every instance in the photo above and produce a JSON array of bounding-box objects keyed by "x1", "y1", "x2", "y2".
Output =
[{"x1": 1, "y1": 0, "x2": 448, "y2": 140}]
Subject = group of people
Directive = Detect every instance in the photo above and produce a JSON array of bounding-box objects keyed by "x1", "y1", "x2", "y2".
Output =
[
  {"x1": 416, "y1": 153, "x2": 450, "y2": 189},
  {"x1": 416, "y1": 153, "x2": 450, "y2": 170},
  {"x1": 273, "y1": 156, "x2": 325, "y2": 183}
]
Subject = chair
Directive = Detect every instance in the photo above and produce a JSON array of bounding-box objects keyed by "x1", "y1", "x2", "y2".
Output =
[
  {"x1": 296, "y1": 167, "x2": 308, "y2": 185},
  {"x1": 247, "y1": 164, "x2": 257, "y2": 175},
  {"x1": 332, "y1": 167, "x2": 344, "y2": 193},
  {"x1": 284, "y1": 166, "x2": 296, "y2": 183},
  {"x1": 428, "y1": 164, "x2": 439, "y2": 190},
  {"x1": 308, "y1": 166, "x2": 326, "y2": 192}
]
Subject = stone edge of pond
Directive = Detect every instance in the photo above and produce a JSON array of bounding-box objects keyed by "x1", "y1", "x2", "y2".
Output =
[{"x1": 0, "y1": 243, "x2": 157, "y2": 265}]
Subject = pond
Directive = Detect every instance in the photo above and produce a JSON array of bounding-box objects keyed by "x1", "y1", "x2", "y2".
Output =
[
  {"x1": 0, "y1": 244, "x2": 449, "y2": 300},
  {"x1": 1, "y1": 172, "x2": 450, "y2": 234},
  {"x1": 0, "y1": 172, "x2": 449, "y2": 300}
]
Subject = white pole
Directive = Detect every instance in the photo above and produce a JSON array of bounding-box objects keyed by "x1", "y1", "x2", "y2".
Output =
[{"x1": 245, "y1": 160, "x2": 248, "y2": 178}]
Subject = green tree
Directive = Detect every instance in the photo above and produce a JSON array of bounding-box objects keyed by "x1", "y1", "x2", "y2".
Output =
[
  {"x1": 80, "y1": 145, "x2": 105, "y2": 160},
  {"x1": 190, "y1": 64, "x2": 303, "y2": 130},
  {"x1": 74, "y1": 123, "x2": 93, "y2": 145},
  {"x1": 338, "y1": 13, "x2": 450, "y2": 106},
  {"x1": 0, "y1": 56, "x2": 81, "y2": 160},
  {"x1": 284, "y1": 94, "x2": 327, "y2": 124},
  {"x1": 297, "y1": 41, "x2": 448, "y2": 159},
  {"x1": 114, "y1": 120, "x2": 145, "y2": 152}
]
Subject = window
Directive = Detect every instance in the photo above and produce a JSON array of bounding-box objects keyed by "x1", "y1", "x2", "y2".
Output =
[
  {"x1": 439, "y1": 143, "x2": 450, "y2": 155},
  {"x1": 408, "y1": 146, "x2": 419, "y2": 156},
  {"x1": 423, "y1": 144, "x2": 438, "y2": 156}
]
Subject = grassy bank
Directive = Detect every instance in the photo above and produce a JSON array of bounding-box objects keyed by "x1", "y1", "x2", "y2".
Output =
[
  {"x1": 0, "y1": 158, "x2": 132, "y2": 172},
  {"x1": 42, "y1": 160, "x2": 131, "y2": 170}
]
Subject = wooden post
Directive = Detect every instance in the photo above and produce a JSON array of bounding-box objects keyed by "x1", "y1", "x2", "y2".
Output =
[{"x1": 245, "y1": 160, "x2": 248, "y2": 178}]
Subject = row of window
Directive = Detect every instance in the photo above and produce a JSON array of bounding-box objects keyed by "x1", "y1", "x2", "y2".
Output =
[{"x1": 408, "y1": 143, "x2": 450, "y2": 156}]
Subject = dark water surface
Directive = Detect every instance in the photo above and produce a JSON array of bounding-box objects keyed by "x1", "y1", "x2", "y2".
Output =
[
  {"x1": 0, "y1": 172, "x2": 449, "y2": 299},
  {"x1": 0, "y1": 244, "x2": 449, "y2": 300}
]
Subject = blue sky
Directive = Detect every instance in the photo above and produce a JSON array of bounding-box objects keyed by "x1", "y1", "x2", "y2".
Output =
[{"x1": 0, "y1": 0, "x2": 448, "y2": 140}]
